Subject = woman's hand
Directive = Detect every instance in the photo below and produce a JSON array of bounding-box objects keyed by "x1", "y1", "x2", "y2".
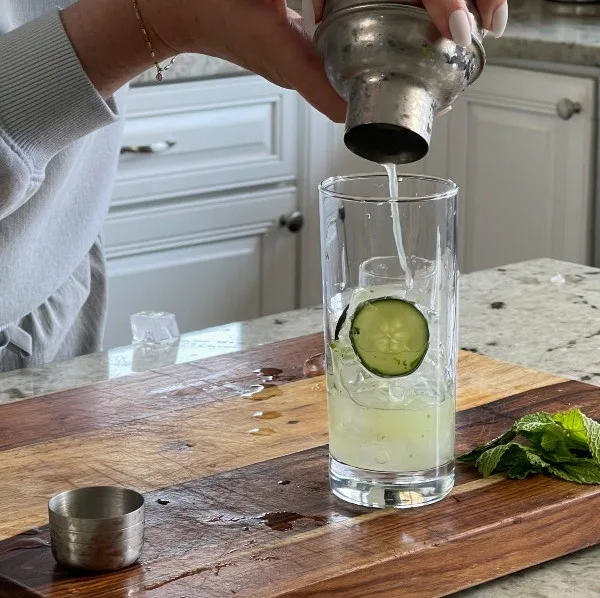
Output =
[
  {"x1": 62, "y1": 0, "x2": 346, "y2": 122},
  {"x1": 312, "y1": 0, "x2": 508, "y2": 47},
  {"x1": 143, "y1": 0, "x2": 346, "y2": 122}
]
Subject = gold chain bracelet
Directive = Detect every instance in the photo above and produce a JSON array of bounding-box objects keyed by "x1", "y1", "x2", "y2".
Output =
[{"x1": 131, "y1": 0, "x2": 176, "y2": 81}]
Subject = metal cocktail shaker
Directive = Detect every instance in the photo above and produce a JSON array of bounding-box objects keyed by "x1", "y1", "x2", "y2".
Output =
[{"x1": 313, "y1": 0, "x2": 486, "y2": 164}]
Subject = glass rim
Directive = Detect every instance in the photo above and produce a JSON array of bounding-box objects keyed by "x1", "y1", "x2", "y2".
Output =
[{"x1": 319, "y1": 173, "x2": 458, "y2": 204}]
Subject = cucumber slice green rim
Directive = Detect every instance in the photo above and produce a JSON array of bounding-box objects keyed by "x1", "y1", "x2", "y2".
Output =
[
  {"x1": 334, "y1": 305, "x2": 349, "y2": 340},
  {"x1": 349, "y1": 297, "x2": 429, "y2": 378}
]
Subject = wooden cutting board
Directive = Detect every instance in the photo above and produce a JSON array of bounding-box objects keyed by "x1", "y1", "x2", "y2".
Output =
[{"x1": 1, "y1": 333, "x2": 600, "y2": 598}]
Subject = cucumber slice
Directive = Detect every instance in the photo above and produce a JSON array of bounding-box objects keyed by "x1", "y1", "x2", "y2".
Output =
[
  {"x1": 334, "y1": 305, "x2": 349, "y2": 340},
  {"x1": 349, "y1": 297, "x2": 429, "y2": 377}
]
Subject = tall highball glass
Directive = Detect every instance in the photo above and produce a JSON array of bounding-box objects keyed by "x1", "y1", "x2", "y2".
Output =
[{"x1": 320, "y1": 173, "x2": 458, "y2": 508}]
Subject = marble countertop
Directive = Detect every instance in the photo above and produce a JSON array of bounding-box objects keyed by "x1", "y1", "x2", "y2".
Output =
[
  {"x1": 485, "y1": 0, "x2": 600, "y2": 67},
  {"x1": 4, "y1": 257, "x2": 599, "y2": 405},
  {"x1": 132, "y1": 0, "x2": 600, "y2": 86},
  {"x1": 4, "y1": 257, "x2": 600, "y2": 596}
]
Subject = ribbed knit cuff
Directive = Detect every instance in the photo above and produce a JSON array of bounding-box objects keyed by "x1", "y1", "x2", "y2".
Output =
[{"x1": 0, "y1": 8, "x2": 119, "y2": 168}]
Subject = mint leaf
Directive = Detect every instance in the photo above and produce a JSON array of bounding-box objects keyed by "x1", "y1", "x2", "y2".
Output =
[
  {"x1": 457, "y1": 429, "x2": 516, "y2": 463},
  {"x1": 553, "y1": 408, "x2": 588, "y2": 442},
  {"x1": 474, "y1": 443, "x2": 514, "y2": 477},
  {"x1": 552, "y1": 409, "x2": 590, "y2": 451},
  {"x1": 459, "y1": 412, "x2": 556, "y2": 464},
  {"x1": 582, "y1": 412, "x2": 600, "y2": 464},
  {"x1": 458, "y1": 407, "x2": 600, "y2": 485},
  {"x1": 539, "y1": 425, "x2": 578, "y2": 462},
  {"x1": 544, "y1": 459, "x2": 600, "y2": 484},
  {"x1": 513, "y1": 412, "x2": 555, "y2": 434},
  {"x1": 474, "y1": 443, "x2": 545, "y2": 479},
  {"x1": 472, "y1": 444, "x2": 600, "y2": 483},
  {"x1": 512, "y1": 412, "x2": 575, "y2": 460},
  {"x1": 504, "y1": 445, "x2": 545, "y2": 479}
]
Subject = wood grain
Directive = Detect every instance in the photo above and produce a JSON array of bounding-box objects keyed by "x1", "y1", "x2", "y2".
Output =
[
  {"x1": 0, "y1": 334, "x2": 321, "y2": 453},
  {"x1": 0, "y1": 333, "x2": 597, "y2": 597},
  {"x1": 0, "y1": 352, "x2": 566, "y2": 540}
]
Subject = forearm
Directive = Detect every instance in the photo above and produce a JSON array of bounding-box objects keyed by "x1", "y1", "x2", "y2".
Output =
[{"x1": 61, "y1": 0, "x2": 173, "y2": 99}]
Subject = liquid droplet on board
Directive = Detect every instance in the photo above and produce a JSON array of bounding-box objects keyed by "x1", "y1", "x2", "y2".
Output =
[
  {"x1": 253, "y1": 410, "x2": 282, "y2": 420},
  {"x1": 253, "y1": 367, "x2": 283, "y2": 377},
  {"x1": 241, "y1": 385, "x2": 283, "y2": 401},
  {"x1": 256, "y1": 512, "x2": 328, "y2": 532},
  {"x1": 303, "y1": 353, "x2": 325, "y2": 378},
  {"x1": 249, "y1": 428, "x2": 276, "y2": 436}
]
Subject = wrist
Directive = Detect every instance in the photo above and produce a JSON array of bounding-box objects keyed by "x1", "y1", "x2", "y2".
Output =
[
  {"x1": 137, "y1": 0, "x2": 184, "y2": 58},
  {"x1": 61, "y1": 0, "x2": 176, "y2": 98},
  {"x1": 140, "y1": 0, "x2": 210, "y2": 57}
]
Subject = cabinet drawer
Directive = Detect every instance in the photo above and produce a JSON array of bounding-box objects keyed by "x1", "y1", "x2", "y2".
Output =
[
  {"x1": 113, "y1": 76, "x2": 298, "y2": 206},
  {"x1": 104, "y1": 187, "x2": 296, "y2": 256},
  {"x1": 104, "y1": 237, "x2": 263, "y2": 348},
  {"x1": 102, "y1": 187, "x2": 300, "y2": 348},
  {"x1": 468, "y1": 65, "x2": 595, "y2": 120}
]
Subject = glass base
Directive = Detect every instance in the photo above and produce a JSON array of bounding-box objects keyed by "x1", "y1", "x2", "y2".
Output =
[{"x1": 329, "y1": 456, "x2": 455, "y2": 509}]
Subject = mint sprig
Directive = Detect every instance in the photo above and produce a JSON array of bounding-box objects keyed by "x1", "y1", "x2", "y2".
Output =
[{"x1": 458, "y1": 408, "x2": 600, "y2": 484}]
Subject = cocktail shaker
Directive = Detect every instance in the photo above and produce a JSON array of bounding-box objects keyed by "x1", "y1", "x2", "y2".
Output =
[{"x1": 313, "y1": 0, "x2": 486, "y2": 164}]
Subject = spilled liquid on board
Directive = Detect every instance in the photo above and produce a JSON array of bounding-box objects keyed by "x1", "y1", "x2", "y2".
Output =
[
  {"x1": 256, "y1": 512, "x2": 328, "y2": 532},
  {"x1": 253, "y1": 410, "x2": 282, "y2": 420},
  {"x1": 249, "y1": 428, "x2": 276, "y2": 436},
  {"x1": 303, "y1": 353, "x2": 326, "y2": 378},
  {"x1": 254, "y1": 367, "x2": 283, "y2": 377},
  {"x1": 241, "y1": 385, "x2": 283, "y2": 401}
]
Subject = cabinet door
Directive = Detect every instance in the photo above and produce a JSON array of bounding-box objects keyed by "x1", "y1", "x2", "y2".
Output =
[
  {"x1": 448, "y1": 65, "x2": 595, "y2": 272},
  {"x1": 115, "y1": 77, "x2": 298, "y2": 205},
  {"x1": 103, "y1": 187, "x2": 298, "y2": 349}
]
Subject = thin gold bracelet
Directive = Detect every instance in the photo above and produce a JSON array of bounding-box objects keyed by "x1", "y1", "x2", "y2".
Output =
[{"x1": 131, "y1": 0, "x2": 176, "y2": 81}]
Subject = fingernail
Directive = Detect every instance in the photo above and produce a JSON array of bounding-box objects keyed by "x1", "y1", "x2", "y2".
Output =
[
  {"x1": 467, "y1": 11, "x2": 476, "y2": 30},
  {"x1": 449, "y1": 10, "x2": 472, "y2": 47},
  {"x1": 482, "y1": 28, "x2": 489, "y2": 39},
  {"x1": 491, "y1": 2, "x2": 508, "y2": 38}
]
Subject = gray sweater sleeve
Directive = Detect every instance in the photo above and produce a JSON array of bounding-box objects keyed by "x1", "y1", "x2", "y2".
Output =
[{"x1": 0, "y1": 8, "x2": 120, "y2": 219}]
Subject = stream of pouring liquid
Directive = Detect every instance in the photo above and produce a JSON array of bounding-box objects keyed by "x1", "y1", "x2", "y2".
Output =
[{"x1": 383, "y1": 163, "x2": 413, "y2": 289}]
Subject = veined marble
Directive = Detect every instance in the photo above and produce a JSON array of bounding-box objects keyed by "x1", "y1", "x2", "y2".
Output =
[
  {"x1": 3, "y1": 259, "x2": 600, "y2": 405},
  {"x1": 485, "y1": 0, "x2": 600, "y2": 67}
]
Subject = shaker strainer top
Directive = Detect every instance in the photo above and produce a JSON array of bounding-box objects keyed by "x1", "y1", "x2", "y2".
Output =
[{"x1": 314, "y1": 1, "x2": 486, "y2": 164}]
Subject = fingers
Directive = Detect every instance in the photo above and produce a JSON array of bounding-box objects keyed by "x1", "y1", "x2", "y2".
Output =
[
  {"x1": 477, "y1": 0, "x2": 508, "y2": 38},
  {"x1": 421, "y1": 0, "x2": 470, "y2": 45},
  {"x1": 421, "y1": 0, "x2": 508, "y2": 46},
  {"x1": 312, "y1": 0, "x2": 325, "y2": 22},
  {"x1": 223, "y1": 4, "x2": 346, "y2": 123},
  {"x1": 271, "y1": 11, "x2": 346, "y2": 122}
]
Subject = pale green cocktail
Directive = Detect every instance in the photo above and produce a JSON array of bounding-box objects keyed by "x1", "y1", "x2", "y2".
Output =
[{"x1": 320, "y1": 174, "x2": 459, "y2": 508}]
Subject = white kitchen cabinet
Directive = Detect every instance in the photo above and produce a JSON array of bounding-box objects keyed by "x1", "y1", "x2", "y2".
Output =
[
  {"x1": 299, "y1": 65, "x2": 596, "y2": 306},
  {"x1": 103, "y1": 76, "x2": 300, "y2": 349},
  {"x1": 445, "y1": 65, "x2": 595, "y2": 273}
]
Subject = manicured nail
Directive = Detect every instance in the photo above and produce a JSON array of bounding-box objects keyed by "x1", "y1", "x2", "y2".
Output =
[
  {"x1": 467, "y1": 11, "x2": 476, "y2": 30},
  {"x1": 491, "y1": 2, "x2": 508, "y2": 38},
  {"x1": 482, "y1": 28, "x2": 489, "y2": 39},
  {"x1": 449, "y1": 10, "x2": 472, "y2": 47}
]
